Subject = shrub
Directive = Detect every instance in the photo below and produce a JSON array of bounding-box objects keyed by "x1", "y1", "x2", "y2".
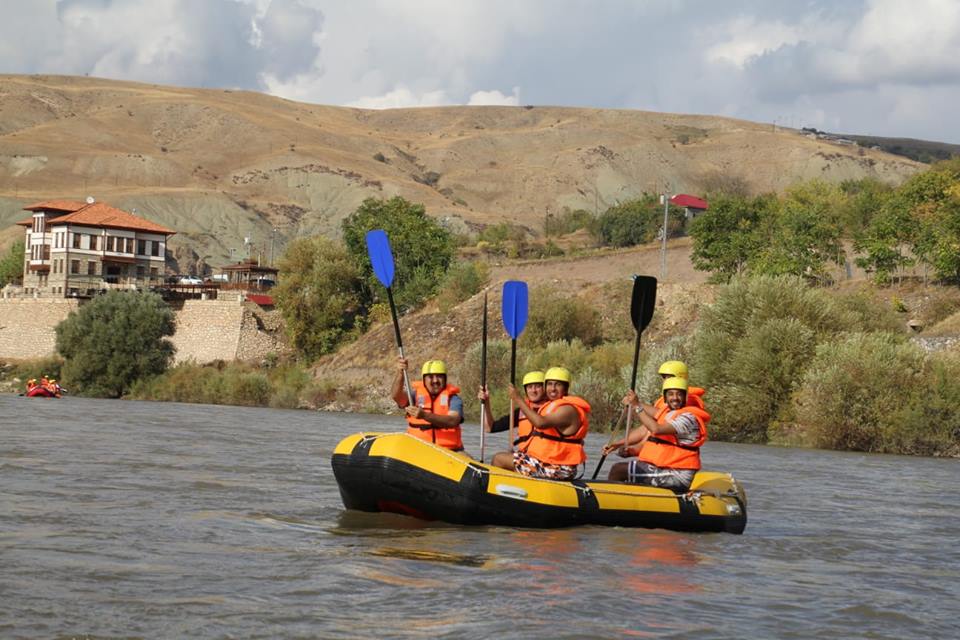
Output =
[
  {"x1": 8, "y1": 356, "x2": 64, "y2": 385},
  {"x1": 690, "y1": 275, "x2": 904, "y2": 442},
  {"x1": 436, "y1": 260, "x2": 490, "y2": 312},
  {"x1": 56, "y1": 291, "x2": 175, "y2": 398},
  {"x1": 791, "y1": 332, "x2": 928, "y2": 452},
  {"x1": 524, "y1": 286, "x2": 603, "y2": 347}
]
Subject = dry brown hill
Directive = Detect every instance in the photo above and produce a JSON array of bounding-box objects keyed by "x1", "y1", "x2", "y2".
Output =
[{"x1": 0, "y1": 74, "x2": 922, "y2": 271}]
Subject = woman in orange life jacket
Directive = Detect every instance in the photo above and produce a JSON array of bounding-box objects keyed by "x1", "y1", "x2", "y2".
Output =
[
  {"x1": 478, "y1": 370, "x2": 547, "y2": 471},
  {"x1": 602, "y1": 376, "x2": 708, "y2": 492},
  {"x1": 392, "y1": 357, "x2": 465, "y2": 451},
  {"x1": 507, "y1": 366, "x2": 591, "y2": 481}
]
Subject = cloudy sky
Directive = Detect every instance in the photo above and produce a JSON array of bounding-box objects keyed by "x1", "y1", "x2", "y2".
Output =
[{"x1": 3, "y1": 0, "x2": 959, "y2": 143}]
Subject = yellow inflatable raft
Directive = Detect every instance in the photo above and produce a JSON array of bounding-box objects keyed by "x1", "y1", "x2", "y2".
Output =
[{"x1": 331, "y1": 432, "x2": 747, "y2": 534}]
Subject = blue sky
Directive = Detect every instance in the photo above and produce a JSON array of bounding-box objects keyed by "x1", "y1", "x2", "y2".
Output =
[{"x1": 3, "y1": 0, "x2": 959, "y2": 143}]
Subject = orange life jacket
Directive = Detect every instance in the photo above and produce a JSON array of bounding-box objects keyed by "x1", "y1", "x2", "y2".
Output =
[
  {"x1": 638, "y1": 405, "x2": 709, "y2": 470},
  {"x1": 653, "y1": 386, "x2": 707, "y2": 413},
  {"x1": 511, "y1": 401, "x2": 545, "y2": 447},
  {"x1": 521, "y1": 395, "x2": 591, "y2": 466},
  {"x1": 406, "y1": 381, "x2": 463, "y2": 450}
]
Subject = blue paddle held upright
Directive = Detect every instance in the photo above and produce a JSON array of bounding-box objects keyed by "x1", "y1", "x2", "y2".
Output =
[
  {"x1": 501, "y1": 280, "x2": 528, "y2": 452},
  {"x1": 365, "y1": 229, "x2": 412, "y2": 404}
]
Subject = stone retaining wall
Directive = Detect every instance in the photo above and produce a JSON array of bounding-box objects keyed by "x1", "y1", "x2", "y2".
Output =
[
  {"x1": 0, "y1": 299, "x2": 80, "y2": 359},
  {"x1": 0, "y1": 298, "x2": 289, "y2": 363}
]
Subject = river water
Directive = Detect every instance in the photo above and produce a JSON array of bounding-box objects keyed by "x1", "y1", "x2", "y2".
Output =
[{"x1": 2, "y1": 396, "x2": 957, "y2": 639}]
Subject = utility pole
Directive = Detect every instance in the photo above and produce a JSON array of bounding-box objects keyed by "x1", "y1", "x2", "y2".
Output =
[
  {"x1": 270, "y1": 227, "x2": 278, "y2": 266},
  {"x1": 660, "y1": 188, "x2": 671, "y2": 281}
]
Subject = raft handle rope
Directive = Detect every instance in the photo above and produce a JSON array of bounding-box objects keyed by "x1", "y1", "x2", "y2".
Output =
[{"x1": 375, "y1": 434, "x2": 741, "y2": 504}]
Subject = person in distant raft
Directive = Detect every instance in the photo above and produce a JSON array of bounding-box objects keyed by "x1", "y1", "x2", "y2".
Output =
[
  {"x1": 478, "y1": 370, "x2": 547, "y2": 471},
  {"x1": 603, "y1": 377, "x2": 709, "y2": 491},
  {"x1": 393, "y1": 357, "x2": 465, "y2": 451},
  {"x1": 507, "y1": 366, "x2": 591, "y2": 480}
]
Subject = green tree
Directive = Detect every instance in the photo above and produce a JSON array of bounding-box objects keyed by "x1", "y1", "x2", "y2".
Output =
[
  {"x1": 0, "y1": 240, "x2": 25, "y2": 286},
  {"x1": 55, "y1": 291, "x2": 175, "y2": 397},
  {"x1": 273, "y1": 236, "x2": 363, "y2": 361},
  {"x1": 595, "y1": 195, "x2": 675, "y2": 247},
  {"x1": 752, "y1": 181, "x2": 843, "y2": 282},
  {"x1": 688, "y1": 194, "x2": 775, "y2": 282},
  {"x1": 341, "y1": 196, "x2": 455, "y2": 311},
  {"x1": 853, "y1": 198, "x2": 916, "y2": 285},
  {"x1": 838, "y1": 177, "x2": 891, "y2": 234}
]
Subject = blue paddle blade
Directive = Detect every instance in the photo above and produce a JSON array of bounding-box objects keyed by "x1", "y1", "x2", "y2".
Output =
[
  {"x1": 501, "y1": 280, "x2": 528, "y2": 339},
  {"x1": 365, "y1": 229, "x2": 395, "y2": 288}
]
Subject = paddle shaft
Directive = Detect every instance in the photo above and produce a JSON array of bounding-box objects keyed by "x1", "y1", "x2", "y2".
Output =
[
  {"x1": 508, "y1": 338, "x2": 517, "y2": 452},
  {"x1": 385, "y1": 286, "x2": 414, "y2": 405},
  {"x1": 480, "y1": 292, "x2": 488, "y2": 463}
]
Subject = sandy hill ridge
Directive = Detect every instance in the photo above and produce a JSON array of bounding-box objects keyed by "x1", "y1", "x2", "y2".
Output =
[{"x1": 0, "y1": 74, "x2": 922, "y2": 270}]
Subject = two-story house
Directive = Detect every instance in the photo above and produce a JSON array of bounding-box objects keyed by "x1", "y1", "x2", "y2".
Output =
[{"x1": 17, "y1": 198, "x2": 175, "y2": 297}]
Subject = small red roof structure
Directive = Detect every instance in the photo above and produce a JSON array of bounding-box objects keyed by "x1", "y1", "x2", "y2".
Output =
[
  {"x1": 670, "y1": 194, "x2": 709, "y2": 210},
  {"x1": 246, "y1": 294, "x2": 274, "y2": 306},
  {"x1": 17, "y1": 200, "x2": 175, "y2": 235}
]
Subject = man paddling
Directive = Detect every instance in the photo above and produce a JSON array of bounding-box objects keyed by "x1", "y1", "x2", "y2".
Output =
[
  {"x1": 603, "y1": 377, "x2": 709, "y2": 491},
  {"x1": 507, "y1": 366, "x2": 591, "y2": 480},
  {"x1": 393, "y1": 357, "x2": 465, "y2": 451},
  {"x1": 478, "y1": 370, "x2": 547, "y2": 470}
]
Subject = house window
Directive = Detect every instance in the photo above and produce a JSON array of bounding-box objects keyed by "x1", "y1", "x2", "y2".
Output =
[
  {"x1": 137, "y1": 239, "x2": 146, "y2": 255},
  {"x1": 150, "y1": 267, "x2": 158, "y2": 278},
  {"x1": 88, "y1": 261, "x2": 96, "y2": 276},
  {"x1": 151, "y1": 241, "x2": 160, "y2": 257},
  {"x1": 43, "y1": 245, "x2": 50, "y2": 260},
  {"x1": 73, "y1": 233, "x2": 81, "y2": 249},
  {"x1": 70, "y1": 260, "x2": 80, "y2": 274},
  {"x1": 91, "y1": 235, "x2": 99, "y2": 251}
]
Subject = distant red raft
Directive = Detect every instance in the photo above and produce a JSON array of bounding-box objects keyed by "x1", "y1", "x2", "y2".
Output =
[{"x1": 25, "y1": 385, "x2": 59, "y2": 398}]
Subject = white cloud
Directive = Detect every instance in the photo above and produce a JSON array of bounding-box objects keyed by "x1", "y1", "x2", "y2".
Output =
[
  {"x1": 468, "y1": 87, "x2": 520, "y2": 106},
  {"x1": 349, "y1": 86, "x2": 453, "y2": 109},
  {"x1": 704, "y1": 17, "x2": 806, "y2": 68}
]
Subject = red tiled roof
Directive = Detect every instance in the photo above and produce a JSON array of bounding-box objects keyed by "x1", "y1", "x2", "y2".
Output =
[
  {"x1": 50, "y1": 202, "x2": 175, "y2": 235},
  {"x1": 670, "y1": 194, "x2": 709, "y2": 210},
  {"x1": 24, "y1": 200, "x2": 88, "y2": 213}
]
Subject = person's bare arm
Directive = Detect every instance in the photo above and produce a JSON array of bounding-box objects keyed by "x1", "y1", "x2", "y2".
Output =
[
  {"x1": 509, "y1": 385, "x2": 579, "y2": 435},
  {"x1": 392, "y1": 357, "x2": 410, "y2": 407}
]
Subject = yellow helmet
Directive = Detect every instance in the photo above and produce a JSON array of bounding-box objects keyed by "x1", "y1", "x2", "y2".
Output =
[
  {"x1": 421, "y1": 360, "x2": 447, "y2": 376},
  {"x1": 658, "y1": 360, "x2": 688, "y2": 378},
  {"x1": 662, "y1": 376, "x2": 688, "y2": 393},
  {"x1": 544, "y1": 366, "x2": 572, "y2": 384},
  {"x1": 522, "y1": 371, "x2": 545, "y2": 386}
]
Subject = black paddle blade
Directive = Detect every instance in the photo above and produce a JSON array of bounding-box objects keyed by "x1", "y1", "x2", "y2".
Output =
[{"x1": 630, "y1": 275, "x2": 658, "y2": 332}]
